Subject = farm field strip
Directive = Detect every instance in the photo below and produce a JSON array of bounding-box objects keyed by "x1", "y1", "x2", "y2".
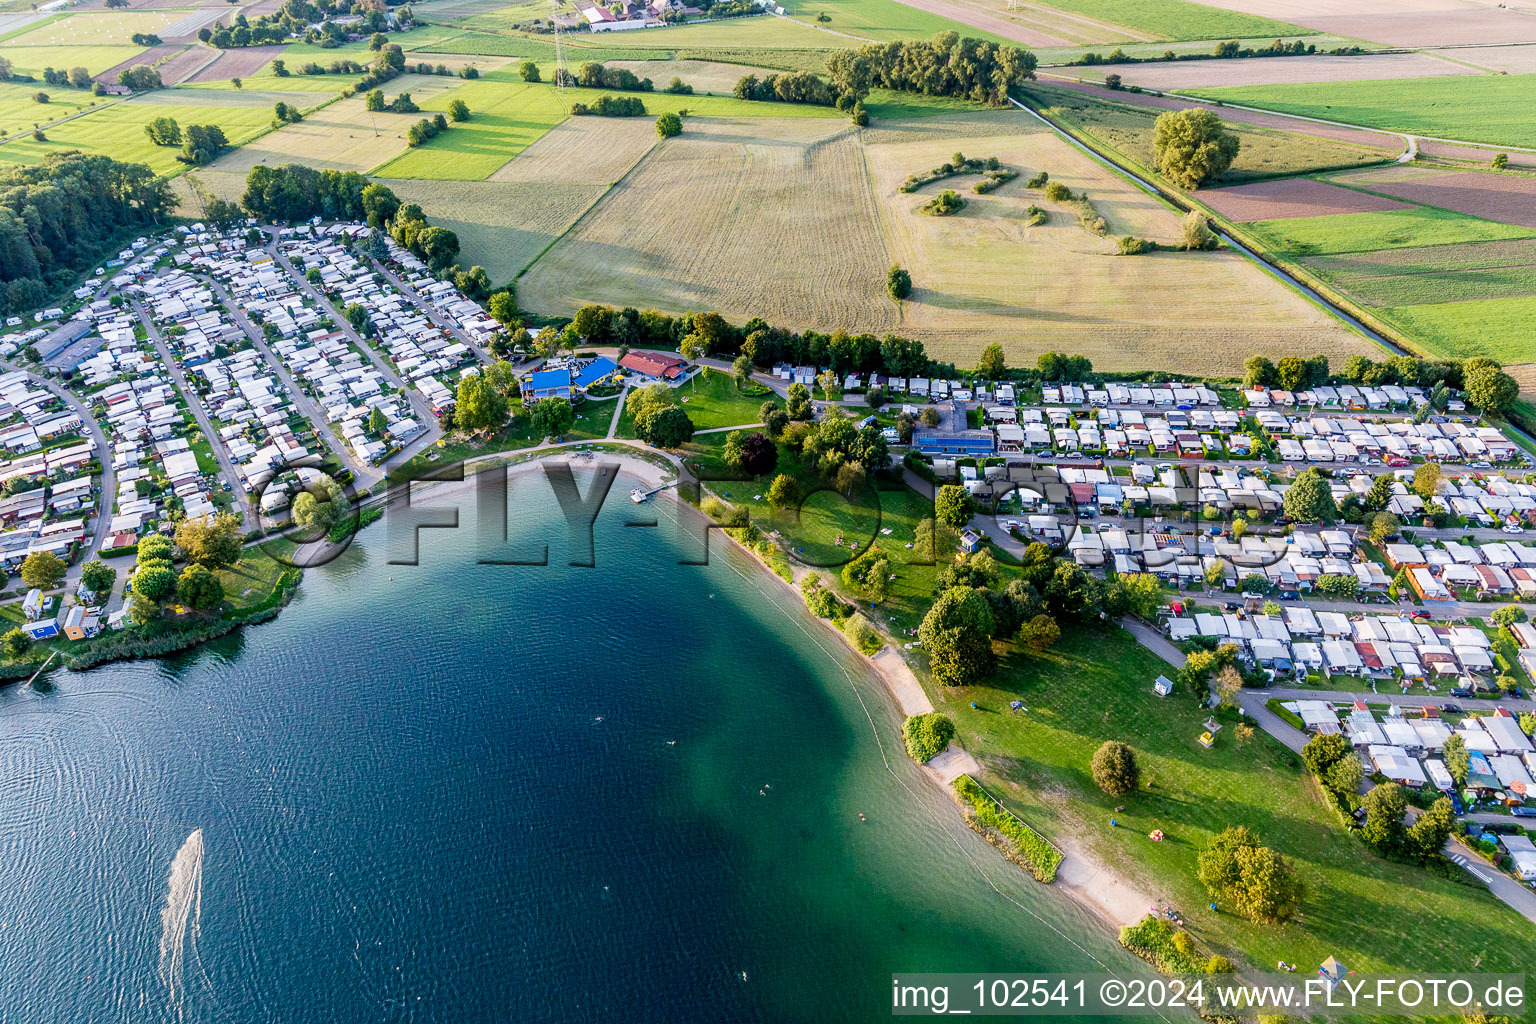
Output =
[
  {"x1": 1184, "y1": 73, "x2": 1536, "y2": 149},
  {"x1": 0, "y1": 96, "x2": 275, "y2": 173},
  {"x1": 183, "y1": 44, "x2": 289, "y2": 82},
  {"x1": 3, "y1": 10, "x2": 176, "y2": 46},
  {"x1": 1086, "y1": 51, "x2": 1480, "y2": 91},
  {"x1": 778, "y1": 0, "x2": 1020, "y2": 46},
  {"x1": 0, "y1": 42, "x2": 145, "y2": 75},
  {"x1": 1170, "y1": 0, "x2": 1536, "y2": 46},
  {"x1": 1241, "y1": 205, "x2": 1536, "y2": 257},
  {"x1": 1198, "y1": 176, "x2": 1412, "y2": 222},
  {"x1": 1024, "y1": 0, "x2": 1312, "y2": 41},
  {"x1": 1322, "y1": 167, "x2": 1536, "y2": 230},
  {"x1": 1376, "y1": 295, "x2": 1536, "y2": 364}
]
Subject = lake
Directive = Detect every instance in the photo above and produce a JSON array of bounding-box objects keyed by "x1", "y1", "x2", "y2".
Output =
[{"x1": 0, "y1": 466, "x2": 1136, "y2": 1021}]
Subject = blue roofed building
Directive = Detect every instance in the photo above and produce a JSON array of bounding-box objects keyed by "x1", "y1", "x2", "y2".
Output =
[
  {"x1": 523, "y1": 368, "x2": 573, "y2": 402},
  {"x1": 573, "y1": 357, "x2": 619, "y2": 391},
  {"x1": 913, "y1": 430, "x2": 994, "y2": 457}
]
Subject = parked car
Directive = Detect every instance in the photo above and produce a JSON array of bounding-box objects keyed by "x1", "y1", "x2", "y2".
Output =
[
  {"x1": 1441, "y1": 703, "x2": 1462, "y2": 713},
  {"x1": 1512, "y1": 806, "x2": 1536, "y2": 819},
  {"x1": 1449, "y1": 793, "x2": 1464, "y2": 815},
  {"x1": 1450, "y1": 688, "x2": 1474, "y2": 699}
]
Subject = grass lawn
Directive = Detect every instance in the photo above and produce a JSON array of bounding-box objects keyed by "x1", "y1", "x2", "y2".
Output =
[
  {"x1": 1377, "y1": 296, "x2": 1536, "y2": 364},
  {"x1": 0, "y1": 79, "x2": 93, "y2": 129},
  {"x1": 616, "y1": 369, "x2": 772, "y2": 436},
  {"x1": 933, "y1": 625, "x2": 1535, "y2": 974},
  {"x1": 1031, "y1": 0, "x2": 1308, "y2": 42},
  {"x1": 1021, "y1": 85, "x2": 1391, "y2": 186},
  {"x1": 779, "y1": 0, "x2": 1013, "y2": 45},
  {"x1": 1184, "y1": 74, "x2": 1536, "y2": 150},
  {"x1": 0, "y1": 97, "x2": 277, "y2": 174},
  {"x1": 1242, "y1": 207, "x2": 1536, "y2": 258},
  {"x1": 217, "y1": 542, "x2": 290, "y2": 610},
  {"x1": 566, "y1": 395, "x2": 618, "y2": 440}
]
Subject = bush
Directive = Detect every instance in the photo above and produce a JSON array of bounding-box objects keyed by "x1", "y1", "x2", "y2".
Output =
[
  {"x1": 1043, "y1": 180, "x2": 1072, "y2": 202},
  {"x1": 952, "y1": 775, "x2": 1062, "y2": 882},
  {"x1": 903, "y1": 712, "x2": 955, "y2": 763},
  {"x1": 919, "y1": 189, "x2": 965, "y2": 216},
  {"x1": 655, "y1": 111, "x2": 682, "y2": 139},
  {"x1": 843, "y1": 613, "x2": 884, "y2": 655},
  {"x1": 1117, "y1": 236, "x2": 1155, "y2": 255}
]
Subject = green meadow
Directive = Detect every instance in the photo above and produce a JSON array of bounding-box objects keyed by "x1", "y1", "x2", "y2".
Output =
[
  {"x1": 1244, "y1": 206, "x2": 1535, "y2": 257},
  {"x1": 1377, "y1": 296, "x2": 1536, "y2": 364},
  {"x1": 1185, "y1": 74, "x2": 1536, "y2": 149},
  {"x1": 1033, "y1": 0, "x2": 1307, "y2": 41},
  {"x1": 0, "y1": 97, "x2": 277, "y2": 174}
]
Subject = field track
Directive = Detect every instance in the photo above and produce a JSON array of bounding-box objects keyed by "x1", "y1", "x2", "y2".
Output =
[{"x1": 1200, "y1": 178, "x2": 1413, "y2": 222}]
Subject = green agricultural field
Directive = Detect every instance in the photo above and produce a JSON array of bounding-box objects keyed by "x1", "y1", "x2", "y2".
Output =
[
  {"x1": 0, "y1": 43, "x2": 144, "y2": 76},
  {"x1": 1378, "y1": 296, "x2": 1536, "y2": 364},
  {"x1": 0, "y1": 13, "x2": 62, "y2": 44},
  {"x1": 0, "y1": 98, "x2": 277, "y2": 174},
  {"x1": 3, "y1": 10, "x2": 176, "y2": 47},
  {"x1": 1185, "y1": 74, "x2": 1536, "y2": 150},
  {"x1": 572, "y1": 14, "x2": 857, "y2": 50},
  {"x1": 368, "y1": 73, "x2": 570, "y2": 179},
  {"x1": 935, "y1": 626, "x2": 1535, "y2": 976},
  {"x1": 1027, "y1": 34, "x2": 1370, "y2": 65},
  {"x1": 1032, "y1": 0, "x2": 1307, "y2": 42},
  {"x1": 1332, "y1": 264, "x2": 1536, "y2": 307},
  {"x1": 0, "y1": 79, "x2": 92, "y2": 129},
  {"x1": 373, "y1": 75, "x2": 843, "y2": 180},
  {"x1": 1022, "y1": 85, "x2": 1391, "y2": 185},
  {"x1": 779, "y1": 0, "x2": 1012, "y2": 45},
  {"x1": 1244, "y1": 207, "x2": 1536, "y2": 258},
  {"x1": 1305, "y1": 237, "x2": 1536, "y2": 279}
]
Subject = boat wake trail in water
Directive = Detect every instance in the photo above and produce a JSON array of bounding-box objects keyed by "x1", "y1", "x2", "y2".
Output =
[{"x1": 157, "y1": 828, "x2": 205, "y2": 1021}]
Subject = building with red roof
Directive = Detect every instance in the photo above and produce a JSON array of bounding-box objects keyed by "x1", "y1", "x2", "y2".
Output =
[{"x1": 620, "y1": 350, "x2": 686, "y2": 381}]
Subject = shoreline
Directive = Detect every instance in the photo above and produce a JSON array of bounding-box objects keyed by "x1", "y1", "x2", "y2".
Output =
[{"x1": 18, "y1": 444, "x2": 1153, "y2": 951}]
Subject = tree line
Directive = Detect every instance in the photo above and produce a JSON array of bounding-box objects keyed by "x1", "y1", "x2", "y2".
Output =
[
  {"x1": 1247, "y1": 351, "x2": 1520, "y2": 413},
  {"x1": 827, "y1": 32, "x2": 1038, "y2": 107},
  {"x1": 1070, "y1": 37, "x2": 1365, "y2": 67},
  {"x1": 0, "y1": 153, "x2": 176, "y2": 315}
]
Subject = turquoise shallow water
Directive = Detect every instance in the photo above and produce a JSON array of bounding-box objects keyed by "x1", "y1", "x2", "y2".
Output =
[{"x1": 0, "y1": 467, "x2": 1137, "y2": 1022}]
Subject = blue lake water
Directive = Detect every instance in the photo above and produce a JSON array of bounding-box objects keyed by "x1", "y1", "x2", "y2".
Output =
[{"x1": 0, "y1": 468, "x2": 1136, "y2": 1021}]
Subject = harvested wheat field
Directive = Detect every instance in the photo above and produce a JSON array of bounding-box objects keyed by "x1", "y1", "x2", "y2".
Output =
[
  {"x1": 864, "y1": 126, "x2": 1377, "y2": 373},
  {"x1": 382, "y1": 178, "x2": 609, "y2": 285},
  {"x1": 517, "y1": 117, "x2": 896, "y2": 331},
  {"x1": 206, "y1": 98, "x2": 431, "y2": 174},
  {"x1": 1200, "y1": 177, "x2": 1413, "y2": 222},
  {"x1": 1326, "y1": 167, "x2": 1536, "y2": 229},
  {"x1": 1097, "y1": 52, "x2": 1477, "y2": 91},
  {"x1": 1181, "y1": 0, "x2": 1536, "y2": 45},
  {"x1": 489, "y1": 116, "x2": 657, "y2": 186},
  {"x1": 602, "y1": 59, "x2": 778, "y2": 97},
  {"x1": 93, "y1": 43, "x2": 183, "y2": 83},
  {"x1": 893, "y1": 0, "x2": 1149, "y2": 46},
  {"x1": 184, "y1": 44, "x2": 287, "y2": 82},
  {"x1": 156, "y1": 45, "x2": 220, "y2": 84},
  {"x1": 858, "y1": 108, "x2": 1053, "y2": 145}
]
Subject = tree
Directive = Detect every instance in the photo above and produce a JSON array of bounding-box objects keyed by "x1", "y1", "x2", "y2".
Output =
[
  {"x1": 128, "y1": 590, "x2": 160, "y2": 625},
  {"x1": 637, "y1": 406, "x2": 694, "y2": 448},
  {"x1": 1197, "y1": 826, "x2": 1302, "y2": 924},
  {"x1": 1406, "y1": 796, "x2": 1455, "y2": 861},
  {"x1": 454, "y1": 374, "x2": 508, "y2": 433},
  {"x1": 655, "y1": 111, "x2": 682, "y2": 138},
  {"x1": 1412, "y1": 461, "x2": 1442, "y2": 502},
  {"x1": 1018, "y1": 613, "x2": 1059, "y2": 652},
  {"x1": 842, "y1": 548, "x2": 891, "y2": 603},
  {"x1": 1492, "y1": 605, "x2": 1528, "y2": 627},
  {"x1": 20, "y1": 551, "x2": 65, "y2": 590},
  {"x1": 144, "y1": 115, "x2": 181, "y2": 145},
  {"x1": 488, "y1": 290, "x2": 519, "y2": 330},
  {"x1": 447, "y1": 98, "x2": 470, "y2": 122},
  {"x1": 886, "y1": 264, "x2": 911, "y2": 300},
  {"x1": 79, "y1": 560, "x2": 116, "y2": 597},
  {"x1": 1180, "y1": 210, "x2": 1214, "y2": 250},
  {"x1": 1282, "y1": 468, "x2": 1336, "y2": 523},
  {"x1": 1365, "y1": 472, "x2": 1394, "y2": 512},
  {"x1": 291, "y1": 475, "x2": 347, "y2": 533},
  {"x1": 1464, "y1": 364, "x2": 1519, "y2": 413},
  {"x1": 174, "y1": 512, "x2": 243, "y2": 568},
  {"x1": 518, "y1": 60, "x2": 540, "y2": 82},
  {"x1": 175, "y1": 564, "x2": 224, "y2": 610},
  {"x1": 766, "y1": 473, "x2": 798, "y2": 509},
  {"x1": 731, "y1": 353, "x2": 754, "y2": 387},
  {"x1": 1275, "y1": 356, "x2": 1306, "y2": 392},
  {"x1": 1361, "y1": 781, "x2": 1407, "y2": 853},
  {"x1": 530, "y1": 397, "x2": 576, "y2": 439},
  {"x1": 1243, "y1": 354, "x2": 1275, "y2": 389},
  {"x1": 1, "y1": 628, "x2": 30, "y2": 659},
  {"x1": 1367, "y1": 510, "x2": 1399, "y2": 544},
  {"x1": 132, "y1": 562, "x2": 175, "y2": 602},
  {"x1": 976, "y1": 342, "x2": 1005, "y2": 378},
  {"x1": 1325, "y1": 753, "x2": 1363, "y2": 796},
  {"x1": 1151, "y1": 108, "x2": 1240, "y2": 189},
  {"x1": 1090, "y1": 740, "x2": 1139, "y2": 797},
  {"x1": 919, "y1": 586, "x2": 995, "y2": 687},
  {"x1": 934, "y1": 484, "x2": 975, "y2": 530},
  {"x1": 365, "y1": 88, "x2": 385, "y2": 111},
  {"x1": 1204, "y1": 559, "x2": 1227, "y2": 590},
  {"x1": 1492, "y1": 153, "x2": 1508, "y2": 170},
  {"x1": 816, "y1": 368, "x2": 839, "y2": 402},
  {"x1": 1443, "y1": 733, "x2": 1469, "y2": 787},
  {"x1": 368, "y1": 405, "x2": 388, "y2": 435},
  {"x1": 343, "y1": 302, "x2": 370, "y2": 333},
  {"x1": 738, "y1": 432, "x2": 777, "y2": 476}
]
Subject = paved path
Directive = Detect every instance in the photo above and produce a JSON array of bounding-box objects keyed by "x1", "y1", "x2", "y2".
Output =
[
  {"x1": 1444, "y1": 838, "x2": 1536, "y2": 923},
  {"x1": 134, "y1": 299, "x2": 253, "y2": 526},
  {"x1": 605, "y1": 383, "x2": 629, "y2": 439},
  {"x1": 1261, "y1": 685, "x2": 1536, "y2": 713}
]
